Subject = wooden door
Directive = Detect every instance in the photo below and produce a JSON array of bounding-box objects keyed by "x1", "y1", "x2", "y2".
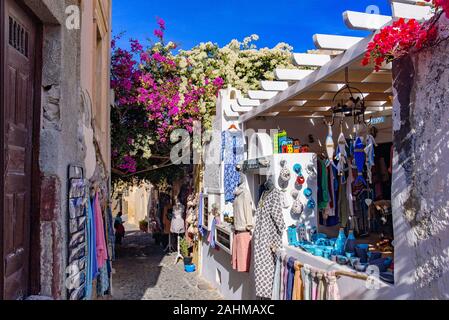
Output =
[{"x1": 1, "y1": 0, "x2": 38, "y2": 300}]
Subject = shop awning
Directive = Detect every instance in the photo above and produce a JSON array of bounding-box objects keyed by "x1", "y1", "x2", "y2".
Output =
[{"x1": 234, "y1": 0, "x2": 433, "y2": 123}]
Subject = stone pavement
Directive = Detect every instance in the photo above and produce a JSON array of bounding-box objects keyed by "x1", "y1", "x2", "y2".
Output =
[{"x1": 111, "y1": 229, "x2": 223, "y2": 300}]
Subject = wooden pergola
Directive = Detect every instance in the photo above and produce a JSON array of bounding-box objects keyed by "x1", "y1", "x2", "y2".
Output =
[{"x1": 220, "y1": 0, "x2": 434, "y2": 122}]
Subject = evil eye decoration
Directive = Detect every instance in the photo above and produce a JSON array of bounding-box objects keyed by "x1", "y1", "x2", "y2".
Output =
[
  {"x1": 303, "y1": 188, "x2": 313, "y2": 198},
  {"x1": 307, "y1": 199, "x2": 316, "y2": 209},
  {"x1": 279, "y1": 160, "x2": 291, "y2": 183},
  {"x1": 293, "y1": 164, "x2": 302, "y2": 175},
  {"x1": 296, "y1": 176, "x2": 305, "y2": 185},
  {"x1": 294, "y1": 163, "x2": 305, "y2": 185}
]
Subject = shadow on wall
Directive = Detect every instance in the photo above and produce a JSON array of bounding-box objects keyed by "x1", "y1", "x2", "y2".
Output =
[
  {"x1": 392, "y1": 28, "x2": 449, "y2": 300},
  {"x1": 205, "y1": 238, "x2": 256, "y2": 300}
]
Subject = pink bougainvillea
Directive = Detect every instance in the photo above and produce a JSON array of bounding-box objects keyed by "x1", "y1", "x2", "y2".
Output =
[{"x1": 111, "y1": 19, "x2": 223, "y2": 174}]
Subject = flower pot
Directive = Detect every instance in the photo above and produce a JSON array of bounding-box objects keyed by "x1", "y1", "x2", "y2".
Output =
[{"x1": 183, "y1": 257, "x2": 193, "y2": 266}]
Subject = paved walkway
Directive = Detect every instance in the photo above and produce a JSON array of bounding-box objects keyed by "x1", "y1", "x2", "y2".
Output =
[{"x1": 111, "y1": 228, "x2": 223, "y2": 300}]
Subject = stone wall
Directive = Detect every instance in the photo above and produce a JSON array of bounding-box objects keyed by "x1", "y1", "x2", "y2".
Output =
[
  {"x1": 392, "y1": 15, "x2": 449, "y2": 299},
  {"x1": 22, "y1": 0, "x2": 111, "y2": 299}
]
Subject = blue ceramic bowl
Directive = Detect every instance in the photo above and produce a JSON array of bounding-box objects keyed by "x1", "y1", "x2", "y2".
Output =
[
  {"x1": 314, "y1": 248, "x2": 324, "y2": 257},
  {"x1": 355, "y1": 263, "x2": 369, "y2": 272},
  {"x1": 345, "y1": 252, "x2": 355, "y2": 259},
  {"x1": 336, "y1": 255, "x2": 349, "y2": 265}
]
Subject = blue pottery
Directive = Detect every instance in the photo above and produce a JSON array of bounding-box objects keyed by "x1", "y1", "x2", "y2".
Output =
[
  {"x1": 345, "y1": 252, "x2": 355, "y2": 259},
  {"x1": 344, "y1": 230, "x2": 356, "y2": 255},
  {"x1": 323, "y1": 249, "x2": 331, "y2": 260},
  {"x1": 355, "y1": 263, "x2": 369, "y2": 272},
  {"x1": 336, "y1": 255, "x2": 349, "y2": 265},
  {"x1": 314, "y1": 248, "x2": 324, "y2": 257},
  {"x1": 334, "y1": 228, "x2": 346, "y2": 256},
  {"x1": 355, "y1": 244, "x2": 369, "y2": 263}
]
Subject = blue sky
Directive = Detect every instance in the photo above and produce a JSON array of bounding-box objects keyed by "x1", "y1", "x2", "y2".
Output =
[{"x1": 112, "y1": 0, "x2": 391, "y2": 52}]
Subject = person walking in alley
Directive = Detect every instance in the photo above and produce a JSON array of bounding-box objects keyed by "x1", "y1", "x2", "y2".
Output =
[{"x1": 114, "y1": 212, "x2": 126, "y2": 245}]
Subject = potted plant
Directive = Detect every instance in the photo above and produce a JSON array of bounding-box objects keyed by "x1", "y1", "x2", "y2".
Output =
[
  {"x1": 179, "y1": 237, "x2": 192, "y2": 266},
  {"x1": 139, "y1": 219, "x2": 149, "y2": 233}
]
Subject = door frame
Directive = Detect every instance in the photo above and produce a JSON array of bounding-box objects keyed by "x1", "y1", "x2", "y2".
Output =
[
  {"x1": 0, "y1": 0, "x2": 6, "y2": 301},
  {"x1": 0, "y1": 0, "x2": 43, "y2": 298}
]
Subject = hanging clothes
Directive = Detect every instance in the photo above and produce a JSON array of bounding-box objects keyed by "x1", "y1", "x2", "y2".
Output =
[
  {"x1": 325, "y1": 272, "x2": 341, "y2": 300},
  {"x1": 96, "y1": 263, "x2": 110, "y2": 297},
  {"x1": 286, "y1": 257, "x2": 296, "y2": 300},
  {"x1": 317, "y1": 272, "x2": 326, "y2": 300},
  {"x1": 302, "y1": 265, "x2": 313, "y2": 300},
  {"x1": 318, "y1": 159, "x2": 330, "y2": 210},
  {"x1": 106, "y1": 207, "x2": 115, "y2": 261},
  {"x1": 254, "y1": 187, "x2": 286, "y2": 299},
  {"x1": 232, "y1": 231, "x2": 252, "y2": 272},
  {"x1": 271, "y1": 252, "x2": 282, "y2": 301},
  {"x1": 325, "y1": 166, "x2": 339, "y2": 226},
  {"x1": 281, "y1": 255, "x2": 289, "y2": 300},
  {"x1": 85, "y1": 197, "x2": 96, "y2": 300},
  {"x1": 279, "y1": 253, "x2": 286, "y2": 300},
  {"x1": 222, "y1": 130, "x2": 244, "y2": 204},
  {"x1": 292, "y1": 262, "x2": 303, "y2": 300},
  {"x1": 209, "y1": 216, "x2": 221, "y2": 249},
  {"x1": 198, "y1": 193, "x2": 206, "y2": 237},
  {"x1": 338, "y1": 179, "x2": 350, "y2": 228},
  {"x1": 94, "y1": 193, "x2": 108, "y2": 270},
  {"x1": 170, "y1": 203, "x2": 185, "y2": 234},
  {"x1": 233, "y1": 186, "x2": 254, "y2": 232}
]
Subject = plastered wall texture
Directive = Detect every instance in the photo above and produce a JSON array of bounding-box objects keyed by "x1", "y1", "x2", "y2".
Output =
[
  {"x1": 392, "y1": 16, "x2": 449, "y2": 299},
  {"x1": 22, "y1": 0, "x2": 111, "y2": 299}
]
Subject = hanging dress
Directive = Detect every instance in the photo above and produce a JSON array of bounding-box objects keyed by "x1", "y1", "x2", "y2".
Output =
[
  {"x1": 170, "y1": 203, "x2": 185, "y2": 234},
  {"x1": 222, "y1": 130, "x2": 244, "y2": 203},
  {"x1": 254, "y1": 188, "x2": 286, "y2": 299}
]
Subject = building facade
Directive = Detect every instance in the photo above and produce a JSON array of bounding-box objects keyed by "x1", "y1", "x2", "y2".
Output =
[{"x1": 0, "y1": 0, "x2": 112, "y2": 300}]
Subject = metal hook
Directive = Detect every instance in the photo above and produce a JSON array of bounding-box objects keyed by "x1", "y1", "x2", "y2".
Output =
[{"x1": 323, "y1": 111, "x2": 335, "y2": 127}]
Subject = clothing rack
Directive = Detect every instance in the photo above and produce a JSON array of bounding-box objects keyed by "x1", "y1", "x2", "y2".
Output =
[{"x1": 278, "y1": 249, "x2": 369, "y2": 281}]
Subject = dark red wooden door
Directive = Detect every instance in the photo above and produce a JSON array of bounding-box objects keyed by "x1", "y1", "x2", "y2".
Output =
[{"x1": 1, "y1": 0, "x2": 37, "y2": 300}]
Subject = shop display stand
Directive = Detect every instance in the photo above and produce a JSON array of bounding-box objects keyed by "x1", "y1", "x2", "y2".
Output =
[
  {"x1": 174, "y1": 234, "x2": 184, "y2": 265},
  {"x1": 164, "y1": 232, "x2": 176, "y2": 253}
]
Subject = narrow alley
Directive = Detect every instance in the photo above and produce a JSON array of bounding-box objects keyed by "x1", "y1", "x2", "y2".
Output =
[{"x1": 111, "y1": 225, "x2": 223, "y2": 301}]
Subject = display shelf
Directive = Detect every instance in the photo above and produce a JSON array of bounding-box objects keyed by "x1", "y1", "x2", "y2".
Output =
[{"x1": 215, "y1": 224, "x2": 234, "y2": 255}]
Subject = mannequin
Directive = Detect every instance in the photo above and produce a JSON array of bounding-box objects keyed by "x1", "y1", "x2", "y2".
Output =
[
  {"x1": 232, "y1": 173, "x2": 254, "y2": 273},
  {"x1": 171, "y1": 197, "x2": 186, "y2": 264}
]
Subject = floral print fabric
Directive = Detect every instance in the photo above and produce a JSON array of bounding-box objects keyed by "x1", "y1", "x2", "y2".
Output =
[{"x1": 222, "y1": 130, "x2": 244, "y2": 204}]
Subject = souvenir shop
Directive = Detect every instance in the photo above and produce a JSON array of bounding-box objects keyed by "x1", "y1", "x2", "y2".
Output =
[
  {"x1": 200, "y1": 78, "x2": 396, "y2": 300},
  {"x1": 67, "y1": 166, "x2": 115, "y2": 300}
]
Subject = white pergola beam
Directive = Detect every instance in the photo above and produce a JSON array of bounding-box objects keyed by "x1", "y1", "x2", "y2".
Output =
[
  {"x1": 231, "y1": 103, "x2": 254, "y2": 113},
  {"x1": 275, "y1": 69, "x2": 314, "y2": 81},
  {"x1": 240, "y1": 34, "x2": 376, "y2": 123},
  {"x1": 391, "y1": 1, "x2": 433, "y2": 20},
  {"x1": 237, "y1": 98, "x2": 260, "y2": 107},
  {"x1": 247, "y1": 90, "x2": 278, "y2": 100},
  {"x1": 313, "y1": 34, "x2": 364, "y2": 51},
  {"x1": 293, "y1": 53, "x2": 332, "y2": 67},
  {"x1": 260, "y1": 81, "x2": 290, "y2": 91},
  {"x1": 343, "y1": 11, "x2": 392, "y2": 31}
]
